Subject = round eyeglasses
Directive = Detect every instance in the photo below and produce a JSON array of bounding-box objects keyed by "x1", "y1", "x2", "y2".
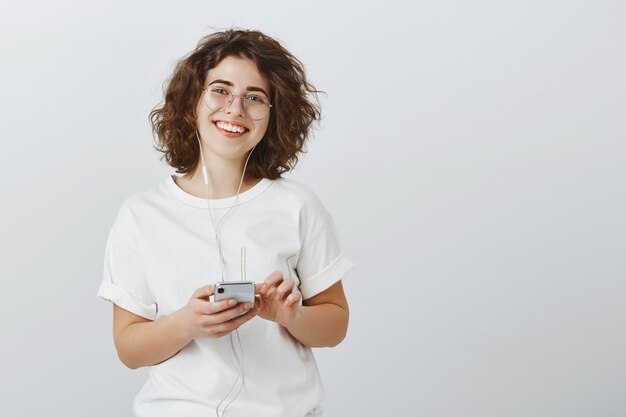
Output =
[{"x1": 203, "y1": 87, "x2": 272, "y2": 121}]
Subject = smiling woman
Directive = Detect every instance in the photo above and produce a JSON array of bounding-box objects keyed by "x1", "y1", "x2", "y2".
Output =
[
  {"x1": 96, "y1": 29, "x2": 354, "y2": 417},
  {"x1": 149, "y1": 30, "x2": 322, "y2": 182}
]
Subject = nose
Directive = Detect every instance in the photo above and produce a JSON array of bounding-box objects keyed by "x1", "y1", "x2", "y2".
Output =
[{"x1": 225, "y1": 94, "x2": 246, "y2": 117}]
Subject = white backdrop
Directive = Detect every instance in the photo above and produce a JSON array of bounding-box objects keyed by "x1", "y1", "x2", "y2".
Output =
[{"x1": 1, "y1": 1, "x2": 625, "y2": 416}]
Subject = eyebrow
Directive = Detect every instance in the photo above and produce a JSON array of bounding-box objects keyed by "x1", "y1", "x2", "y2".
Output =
[{"x1": 208, "y1": 79, "x2": 269, "y2": 97}]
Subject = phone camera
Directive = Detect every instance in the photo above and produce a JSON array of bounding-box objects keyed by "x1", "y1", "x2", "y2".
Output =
[{"x1": 217, "y1": 288, "x2": 225, "y2": 294}]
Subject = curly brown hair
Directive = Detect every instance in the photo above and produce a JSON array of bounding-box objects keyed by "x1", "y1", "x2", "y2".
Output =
[{"x1": 149, "y1": 29, "x2": 322, "y2": 180}]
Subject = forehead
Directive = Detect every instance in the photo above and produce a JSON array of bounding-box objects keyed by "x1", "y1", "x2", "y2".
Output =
[{"x1": 206, "y1": 55, "x2": 269, "y2": 93}]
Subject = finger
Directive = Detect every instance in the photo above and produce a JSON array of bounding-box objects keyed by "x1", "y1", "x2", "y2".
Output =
[
  {"x1": 211, "y1": 308, "x2": 257, "y2": 334},
  {"x1": 263, "y1": 271, "x2": 284, "y2": 289},
  {"x1": 208, "y1": 302, "x2": 254, "y2": 324},
  {"x1": 284, "y1": 290, "x2": 301, "y2": 307},
  {"x1": 263, "y1": 285, "x2": 276, "y2": 298},
  {"x1": 203, "y1": 298, "x2": 238, "y2": 315},
  {"x1": 192, "y1": 284, "x2": 214, "y2": 300},
  {"x1": 275, "y1": 277, "x2": 295, "y2": 301}
]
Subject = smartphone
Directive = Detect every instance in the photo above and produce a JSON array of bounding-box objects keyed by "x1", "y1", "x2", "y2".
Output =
[{"x1": 214, "y1": 281, "x2": 255, "y2": 304}]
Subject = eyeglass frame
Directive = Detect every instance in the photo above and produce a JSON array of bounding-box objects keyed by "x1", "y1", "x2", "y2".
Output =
[{"x1": 202, "y1": 87, "x2": 273, "y2": 121}]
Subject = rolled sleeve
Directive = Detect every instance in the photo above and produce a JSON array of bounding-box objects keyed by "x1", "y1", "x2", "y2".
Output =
[
  {"x1": 296, "y1": 214, "x2": 354, "y2": 300},
  {"x1": 97, "y1": 231, "x2": 157, "y2": 320}
]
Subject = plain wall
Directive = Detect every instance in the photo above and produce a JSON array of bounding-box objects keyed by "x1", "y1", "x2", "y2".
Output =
[{"x1": 1, "y1": 0, "x2": 625, "y2": 416}]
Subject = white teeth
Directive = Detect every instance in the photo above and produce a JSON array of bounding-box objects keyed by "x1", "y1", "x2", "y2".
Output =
[{"x1": 216, "y1": 121, "x2": 246, "y2": 133}]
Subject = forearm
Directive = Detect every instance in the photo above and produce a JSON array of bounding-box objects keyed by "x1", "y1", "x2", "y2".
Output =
[
  {"x1": 117, "y1": 312, "x2": 192, "y2": 369},
  {"x1": 282, "y1": 303, "x2": 349, "y2": 348}
]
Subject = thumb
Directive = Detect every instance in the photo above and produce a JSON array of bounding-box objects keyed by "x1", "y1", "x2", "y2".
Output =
[{"x1": 192, "y1": 284, "x2": 214, "y2": 299}]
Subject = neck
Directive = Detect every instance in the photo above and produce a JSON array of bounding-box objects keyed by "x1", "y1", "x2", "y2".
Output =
[{"x1": 179, "y1": 151, "x2": 257, "y2": 200}]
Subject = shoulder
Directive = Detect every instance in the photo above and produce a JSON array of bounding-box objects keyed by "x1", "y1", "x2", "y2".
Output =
[
  {"x1": 117, "y1": 186, "x2": 158, "y2": 217},
  {"x1": 111, "y1": 180, "x2": 167, "y2": 236},
  {"x1": 268, "y1": 178, "x2": 333, "y2": 239},
  {"x1": 269, "y1": 177, "x2": 330, "y2": 218}
]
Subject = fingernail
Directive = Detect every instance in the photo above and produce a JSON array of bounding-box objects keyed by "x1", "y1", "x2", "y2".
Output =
[{"x1": 229, "y1": 299, "x2": 236, "y2": 306}]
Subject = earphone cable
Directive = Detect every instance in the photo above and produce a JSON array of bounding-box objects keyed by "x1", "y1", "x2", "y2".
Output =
[
  {"x1": 196, "y1": 130, "x2": 255, "y2": 282},
  {"x1": 196, "y1": 131, "x2": 251, "y2": 417},
  {"x1": 216, "y1": 330, "x2": 245, "y2": 417}
]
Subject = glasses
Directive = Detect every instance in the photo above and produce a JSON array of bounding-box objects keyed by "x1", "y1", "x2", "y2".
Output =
[{"x1": 203, "y1": 87, "x2": 272, "y2": 120}]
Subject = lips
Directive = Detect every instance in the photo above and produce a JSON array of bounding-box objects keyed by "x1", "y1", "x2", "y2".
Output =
[
  {"x1": 214, "y1": 120, "x2": 248, "y2": 132},
  {"x1": 213, "y1": 120, "x2": 250, "y2": 138}
]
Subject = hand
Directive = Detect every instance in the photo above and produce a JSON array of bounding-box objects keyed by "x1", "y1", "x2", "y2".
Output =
[
  {"x1": 255, "y1": 271, "x2": 302, "y2": 327},
  {"x1": 173, "y1": 284, "x2": 257, "y2": 339}
]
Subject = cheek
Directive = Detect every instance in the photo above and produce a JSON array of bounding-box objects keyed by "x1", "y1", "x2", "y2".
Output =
[
  {"x1": 254, "y1": 120, "x2": 270, "y2": 138},
  {"x1": 196, "y1": 98, "x2": 215, "y2": 120},
  {"x1": 194, "y1": 103, "x2": 206, "y2": 127}
]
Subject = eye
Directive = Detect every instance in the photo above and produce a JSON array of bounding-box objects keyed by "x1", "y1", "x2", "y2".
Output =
[
  {"x1": 245, "y1": 95, "x2": 267, "y2": 104},
  {"x1": 211, "y1": 87, "x2": 229, "y2": 95}
]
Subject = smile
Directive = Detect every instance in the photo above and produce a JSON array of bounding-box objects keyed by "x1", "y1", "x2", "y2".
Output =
[{"x1": 214, "y1": 121, "x2": 249, "y2": 135}]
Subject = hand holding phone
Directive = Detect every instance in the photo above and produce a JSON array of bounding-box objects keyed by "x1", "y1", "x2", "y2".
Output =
[{"x1": 173, "y1": 283, "x2": 256, "y2": 340}]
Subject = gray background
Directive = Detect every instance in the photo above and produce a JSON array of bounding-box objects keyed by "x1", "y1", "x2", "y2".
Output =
[{"x1": 1, "y1": 0, "x2": 625, "y2": 416}]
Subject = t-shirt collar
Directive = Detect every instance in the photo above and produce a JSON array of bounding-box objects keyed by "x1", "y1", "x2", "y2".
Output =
[{"x1": 162, "y1": 175, "x2": 273, "y2": 209}]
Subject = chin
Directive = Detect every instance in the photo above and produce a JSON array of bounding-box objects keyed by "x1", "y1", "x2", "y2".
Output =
[{"x1": 209, "y1": 142, "x2": 254, "y2": 161}]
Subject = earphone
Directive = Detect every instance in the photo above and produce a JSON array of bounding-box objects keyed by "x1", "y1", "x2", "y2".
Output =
[{"x1": 195, "y1": 130, "x2": 254, "y2": 417}]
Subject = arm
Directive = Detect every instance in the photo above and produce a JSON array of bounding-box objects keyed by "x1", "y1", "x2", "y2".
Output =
[
  {"x1": 257, "y1": 273, "x2": 349, "y2": 348},
  {"x1": 113, "y1": 305, "x2": 191, "y2": 369},
  {"x1": 285, "y1": 280, "x2": 349, "y2": 348},
  {"x1": 113, "y1": 284, "x2": 256, "y2": 369}
]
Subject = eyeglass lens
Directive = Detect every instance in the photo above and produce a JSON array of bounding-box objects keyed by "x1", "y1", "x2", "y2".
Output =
[{"x1": 204, "y1": 89, "x2": 270, "y2": 120}]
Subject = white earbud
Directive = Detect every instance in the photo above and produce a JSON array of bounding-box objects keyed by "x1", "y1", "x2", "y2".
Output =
[{"x1": 202, "y1": 165, "x2": 209, "y2": 185}]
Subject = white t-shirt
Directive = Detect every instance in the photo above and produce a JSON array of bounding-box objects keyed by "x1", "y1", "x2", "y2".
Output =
[{"x1": 97, "y1": 175, "x2": 354, "y2": 417}]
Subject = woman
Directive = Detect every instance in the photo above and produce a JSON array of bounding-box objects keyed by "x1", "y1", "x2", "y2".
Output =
[{"x1": 97, "y1": 29, "x2": 354, "y2": 417}]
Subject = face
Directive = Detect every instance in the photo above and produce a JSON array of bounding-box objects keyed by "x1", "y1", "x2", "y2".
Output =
[{"x1": 195, "y1": 55, "x2": 271, "y2": 167}]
